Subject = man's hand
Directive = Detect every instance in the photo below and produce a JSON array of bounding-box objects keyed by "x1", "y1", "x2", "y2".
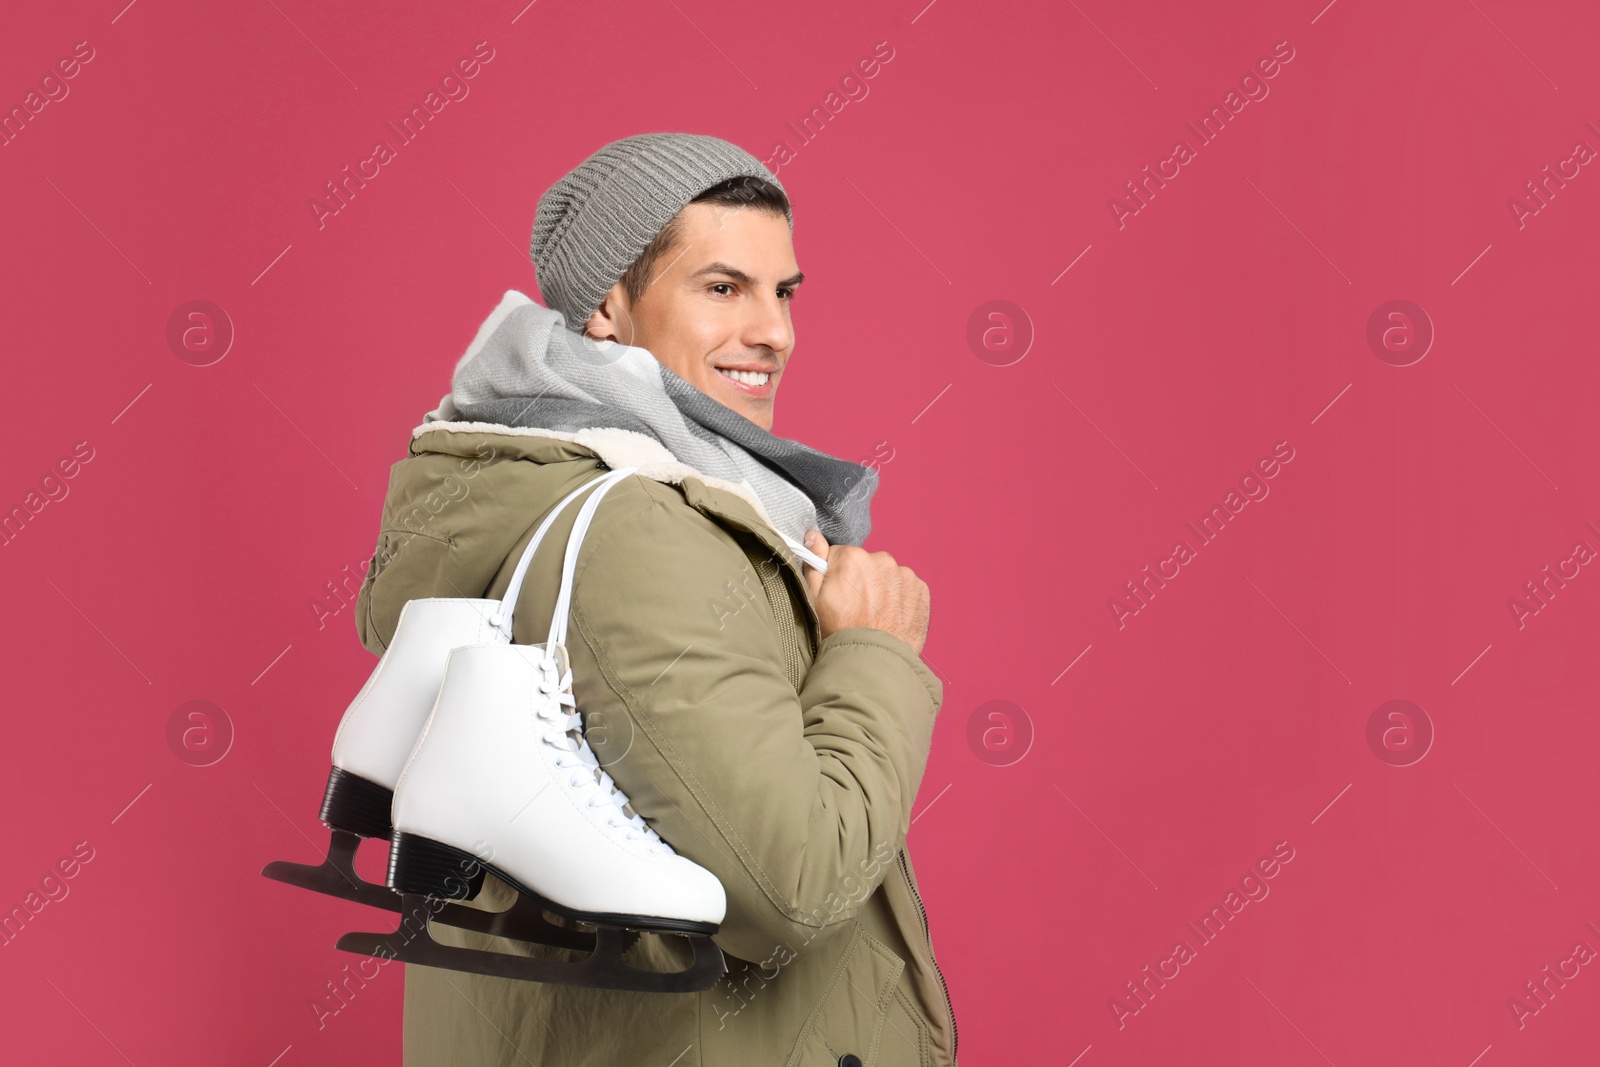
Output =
[{"x1": 801, "y1": 530, "x2": 931, "y2": 655}]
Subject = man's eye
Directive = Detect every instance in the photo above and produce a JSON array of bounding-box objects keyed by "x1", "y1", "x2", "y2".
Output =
[{"x1": 710, "y1": 283, "x2": 735, "y2": 296}]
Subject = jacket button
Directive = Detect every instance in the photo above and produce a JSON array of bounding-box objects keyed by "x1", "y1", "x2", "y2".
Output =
[{"x1": 838, "y1": 1057, "x2": 862, "y2": 1067}]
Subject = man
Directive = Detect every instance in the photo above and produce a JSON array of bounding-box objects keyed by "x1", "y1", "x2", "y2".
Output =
[{"x1": 355, "y1": 132, "x2": 955, "y2": 1066}]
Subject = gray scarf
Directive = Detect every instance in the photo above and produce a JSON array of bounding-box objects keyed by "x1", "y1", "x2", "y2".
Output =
[{"x1": 422, "y1": 291, "x2": 877, "y2": 547}]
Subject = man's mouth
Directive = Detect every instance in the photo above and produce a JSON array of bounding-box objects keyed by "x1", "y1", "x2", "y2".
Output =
[
  {"x1": 716, "y1": 367, "x2": 770, "y2": 386},
  {"x1": 713, "y1": 364, "x2": 775, "y2": 397}
]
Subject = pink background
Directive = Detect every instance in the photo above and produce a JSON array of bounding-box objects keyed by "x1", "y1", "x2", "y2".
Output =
[{"x1": 2, "y1": 0, "x2": 1597, "y2": 1063}]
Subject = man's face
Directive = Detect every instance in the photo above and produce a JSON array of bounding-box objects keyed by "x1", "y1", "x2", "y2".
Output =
[{"x1": 583, "y1": 202, "x2": 802, "y2": 431}]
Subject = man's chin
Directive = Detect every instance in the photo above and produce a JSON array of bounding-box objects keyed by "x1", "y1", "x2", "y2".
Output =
[
  {"x1": 734, "y1": 398, "x2": 775, "y2": 430},
  {"x1": 708, "y1": 375, "x2": 776, "y2": 424}
]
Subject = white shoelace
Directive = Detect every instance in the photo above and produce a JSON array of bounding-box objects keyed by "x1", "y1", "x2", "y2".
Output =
[
  {"x1": 535, "y1": 656, "x2": 672, "y2": 857},
  {"x1": 780, "y1": 531, "x2": 829, "y2": 574}
]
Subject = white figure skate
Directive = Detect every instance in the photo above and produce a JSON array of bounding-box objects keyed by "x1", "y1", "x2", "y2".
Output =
[
  {"x1": 337, "y1": 466, "x2": 728, "y2": 992},
  {"x1": 263, "y1": 468, "x2": 632, "y2": 953}
]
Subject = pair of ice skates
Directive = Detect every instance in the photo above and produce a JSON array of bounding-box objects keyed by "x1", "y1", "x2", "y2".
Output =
[{"x1": 262, "y1": 467, "x2": 728, "y2": 993}]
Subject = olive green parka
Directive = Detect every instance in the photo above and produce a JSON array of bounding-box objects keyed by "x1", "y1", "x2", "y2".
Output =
[{"x1": 354, "y1": 422, "x2": 956, "y2": 1066}]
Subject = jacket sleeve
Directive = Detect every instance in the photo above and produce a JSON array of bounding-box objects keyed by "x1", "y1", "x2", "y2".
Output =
[{"x1": 563, "y1": 490, "x2": 943, "y2": 965}]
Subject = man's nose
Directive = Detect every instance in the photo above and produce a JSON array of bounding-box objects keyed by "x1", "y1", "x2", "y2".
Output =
[{"x1": 743, "y1": 292, "x2": 794, "y2": 356}]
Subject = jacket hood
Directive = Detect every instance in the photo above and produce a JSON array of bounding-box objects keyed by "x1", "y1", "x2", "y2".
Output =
[{"x1": 358, "y1": 423, "x2": 822, "y2": 660}]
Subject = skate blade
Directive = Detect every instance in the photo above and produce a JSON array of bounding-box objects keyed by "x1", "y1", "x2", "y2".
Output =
[
  {"x1": 262, "y1": 829, "x2": 397, "y2": 911},
  {"x1": 337, "y1": 894, "x2": 726, "y2": 993}
]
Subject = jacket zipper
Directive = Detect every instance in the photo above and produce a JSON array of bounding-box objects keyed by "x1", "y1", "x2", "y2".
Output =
[{"x1": 898, "y1": 850, "x2": 957, "y2": 1059}]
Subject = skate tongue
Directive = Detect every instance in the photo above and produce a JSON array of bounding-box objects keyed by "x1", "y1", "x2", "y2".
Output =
[
  {"x1": 544, "y1": 642, "x2": 652, "y2": 833},
  {"x1": 569, "y1": 728, "x2": 644, "y2": 823},
  {"x1": 582, "y1": 759, "x2": 641, "y2": 821}
]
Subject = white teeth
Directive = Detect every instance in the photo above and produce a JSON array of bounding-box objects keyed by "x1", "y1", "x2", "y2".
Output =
[{"x1": 716, "y1": 368, "x2": 770, "y2": 386}]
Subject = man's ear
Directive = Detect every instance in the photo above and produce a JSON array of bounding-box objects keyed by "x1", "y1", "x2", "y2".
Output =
[{"x1": 582, "y1": 281, "x2": 635, "y2": 344}]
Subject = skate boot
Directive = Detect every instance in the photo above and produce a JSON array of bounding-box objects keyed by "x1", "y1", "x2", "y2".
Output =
[
  {"x1": 262, "y1": 469, "x2": 632, "y2": 935},
  {"x1": 337, "y1": 466, "x2": 728, "y2": 992}
]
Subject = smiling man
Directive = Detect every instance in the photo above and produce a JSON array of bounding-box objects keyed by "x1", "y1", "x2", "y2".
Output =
[
  {"x1": 578, "y1": 186, "x2": 803, "y2": 430},
  {"x1": 357, "y1": 132, "x2": 955, "y2": 1065}
]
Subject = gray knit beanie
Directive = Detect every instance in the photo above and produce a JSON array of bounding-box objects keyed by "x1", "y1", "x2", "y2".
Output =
[{"x1": 530, "y1": 132, "x2": 791, "y2": 331}]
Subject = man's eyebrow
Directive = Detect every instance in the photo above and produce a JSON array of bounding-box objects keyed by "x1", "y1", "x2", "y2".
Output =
[{"x1": 688, "y1": 262, "x2": 805, "y2": 288}]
